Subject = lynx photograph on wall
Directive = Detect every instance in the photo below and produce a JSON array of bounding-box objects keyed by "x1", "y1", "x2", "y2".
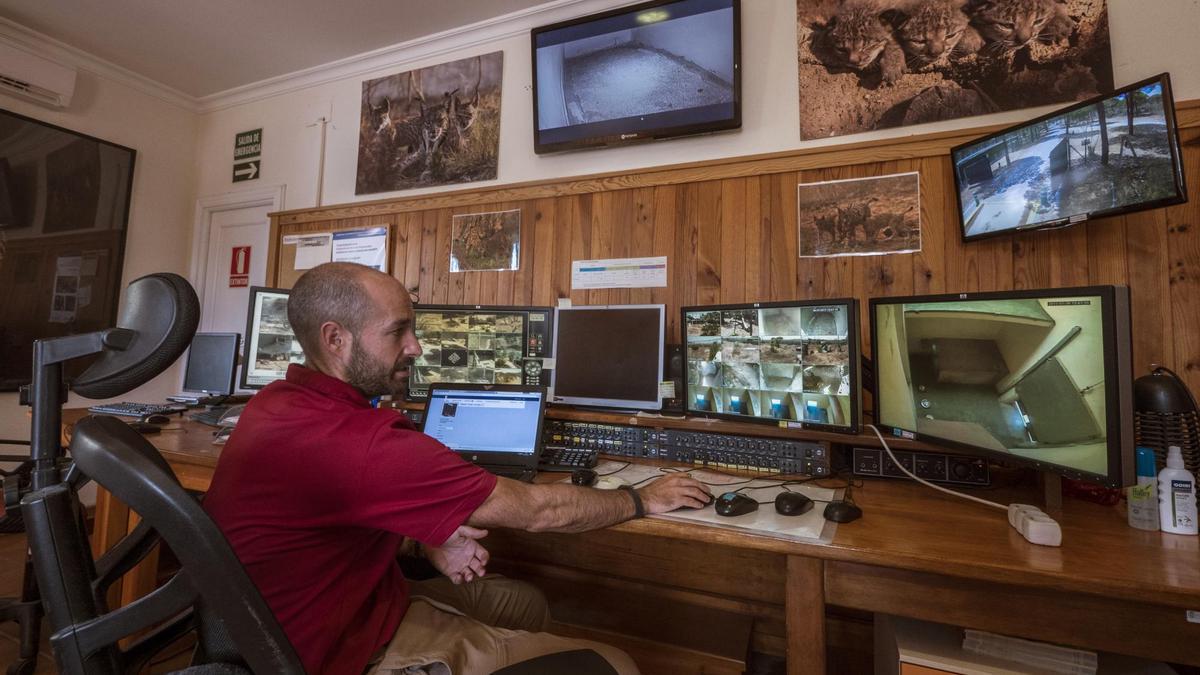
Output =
[
  {"x1": 797, "y1": 172, "x2": 921, "y2": 257},
  {"x1": 357, "y1": 52, "x2": 503, "y2": 194},
  {"x1": 796, "y1": 0, "x2": 1113, "y2": 139}
]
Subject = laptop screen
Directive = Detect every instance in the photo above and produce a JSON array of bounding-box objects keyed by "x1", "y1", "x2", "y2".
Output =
[{"x1": 424, "y1": 388, "x2": 544, "y2": 456}]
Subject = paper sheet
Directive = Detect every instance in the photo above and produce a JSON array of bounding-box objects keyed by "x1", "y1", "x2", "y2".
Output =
[
  {"x1": 332, "y1": 227, "x2": 388, "y2": 272},
  {"x1": 571, "y1": 256, "x2": 667, "y2": 290},
  {"x1": 284, "y1": 233, "x2": 333, "y2": 270}
]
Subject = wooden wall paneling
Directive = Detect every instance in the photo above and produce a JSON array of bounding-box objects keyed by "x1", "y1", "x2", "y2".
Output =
[
  {"x1": 675, "y1": 183, "x2": 700, "y2": 311},
  {"x1": 550, "y1": 195, "x2": 574, "y2": 303},
  {"x1": 875, "y1": 160, "x2": 917, "y2": 301},
  {"x1": 795, "y1": 167, "x2": 823, "y2": 302},
  {"x1": 1125, "y1": 207, "x2": 1173, "y2": 372},
  {"x1": 416, "y1": 209, "x2": 440, "y2": 304},
  {"x1": 651, "y1": 186, "x2": 678, "y2": 338},
  {"x1": 509, "y1": 200, "x2": 532, "y2": 307},
  {"x1": 568, "y1": 193, "x2": 594, "y2": 306},
  {"x1": 1085, "y1": 215, "x2": 1128, "y2": 286},
  {"x1": 768, "y1": 172, "x2": 799, "y2": 301},
  {"x1": 695, "y1": 181, "x2": 723, "y2": 307},
  {"x1": 913, "y1": 157, "x2": 947, "y2": 296},
  {"x1": 744, "y1": 177, "x2": 769, "y2": 304},
  {"x1": 589, "y1": 190, "x2": 619, "y2": 306},
  {"x1": 1012, "y1": 230, "x2": 1053, "y2": 291},
  {"x1": 628, "y1": 187, "x2": 658, "y2": 307},
  {"x1": 719, "y1": 179, "x2": 747, "y2": 305},
  {"x1": 1049, "y1": 221, "x2": 1090, "y2": 288},
  {"x1": 1167, "y1": 128, "x2": 1200, "y2": 394},
  {"x1": 400, "y1": 212, "x2": 425, "y2": 296},
  {"x1": 530, "y1": 198, "x2": 558, "y2": 306}
]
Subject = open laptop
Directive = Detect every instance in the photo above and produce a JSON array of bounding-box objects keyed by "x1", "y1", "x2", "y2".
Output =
[{"x1": 420, "y1": 384, "x2": 547, "y2": 482}]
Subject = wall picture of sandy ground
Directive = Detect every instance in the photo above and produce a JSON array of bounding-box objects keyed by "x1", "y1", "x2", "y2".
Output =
[
  {"x1": 796, "y1": 0, "x2": 1113, "y2": 139},
  {"x1": 798, "y1": 172, "x2": 921, "y2": 257},
  {"x1": 357, "y1": 52, "x2": 503, "y2": 194},
  {"x1": 450, "y1": 209, "x2": 521, "y2": 272}
]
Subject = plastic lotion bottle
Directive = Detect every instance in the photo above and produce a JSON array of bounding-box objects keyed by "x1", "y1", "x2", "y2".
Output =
[
  {"x1": 1127, "y1": 446, "x2": 1159, "y2": 530},
  {"x1": 1157, "y1": 446, "x2": 1198, "y2": 535}
]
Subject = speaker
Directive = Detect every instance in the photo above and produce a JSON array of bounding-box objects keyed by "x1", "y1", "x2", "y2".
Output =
[{"x1": 663, "y1": 344, "x2": 684, "y2": 413}]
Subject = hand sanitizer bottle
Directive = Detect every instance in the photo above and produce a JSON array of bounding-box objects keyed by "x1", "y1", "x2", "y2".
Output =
[
  {"x1": 1127, "y1": 447, "x2": 1159, "y2": 531},
  {"x1": 1158, "y1": 446, "x2": 1198, "y2": 535}
]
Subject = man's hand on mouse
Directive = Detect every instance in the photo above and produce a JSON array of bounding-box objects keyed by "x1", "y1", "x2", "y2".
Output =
[
  {"x1": 426, "y1": 525, "x2": 489, "y2": 584},
  {"x1": 638, "y1": 474, "x2": 712, "y2": 513}
]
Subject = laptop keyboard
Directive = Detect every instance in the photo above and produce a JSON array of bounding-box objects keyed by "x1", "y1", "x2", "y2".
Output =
[{"x1": 538, "y1": 446, "x2": 599, "y2": 472}]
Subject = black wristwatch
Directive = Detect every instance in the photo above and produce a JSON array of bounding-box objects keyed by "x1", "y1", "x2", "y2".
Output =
[{"x1": 619, "y1": 485, "x2": 645, "y2": 518}]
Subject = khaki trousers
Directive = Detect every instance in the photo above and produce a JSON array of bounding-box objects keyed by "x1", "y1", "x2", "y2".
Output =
[{"x1": 366, "y1": 575, "x2": 638, "y2": 675}]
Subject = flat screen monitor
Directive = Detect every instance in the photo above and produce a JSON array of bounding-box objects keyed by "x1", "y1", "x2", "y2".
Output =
[
  {"x1": 183, "y1": 333, "x2": 239, "y2": 395},
  {"x1": 682, "y1": 300, "x2": 860, "y2": 432},
  {"x1": 953, "y1": 73, "x2": 1187, "y2": 242},
  {"x1": 532, "y1": 0, "x2": 740, "y2": 154},
  {"x1": 870, "y1": 287, "x2": 1134, "y2": 487},
  {"x1": 240, "y1": 287, "x2": 305, "y2": 390},
  {"x1": 552, "y1": 305, "x2": 665, "y2": 410},
  {"x1": 408, "y1": 305, "x2": 554, "y2": 401}
]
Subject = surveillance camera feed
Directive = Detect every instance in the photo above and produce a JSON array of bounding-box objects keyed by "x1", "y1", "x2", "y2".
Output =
[
  {"x1": 243, "y1": 290, "x2": 305, "y2": 389},
  {"x1": 685, "y1": 302, "x2": 853, "y2": 427},
  {"x1": 954, "y1": 75, "x2": 1184, "y2": 240},
  {"x1": 408, "y1": 307, "x2": 552, "y2": 400},
  {"x1": 874, "y1": 293, "x2": 1115, "y2": 479},
  {"x1": 533, "y1": 0, "x2": 738, "y2": 151}
]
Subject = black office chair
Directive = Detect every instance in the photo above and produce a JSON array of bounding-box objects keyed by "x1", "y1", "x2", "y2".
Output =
[{"x1": 0, "y1": 440, "x2": 38, "y2": 675}]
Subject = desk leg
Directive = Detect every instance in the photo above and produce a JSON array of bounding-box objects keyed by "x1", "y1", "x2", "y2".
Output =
[
  {"x1": 90, "y1": 485, "x2": 160, "y2": 611},
  {"x1": 786, "y1": 555, "x2": 826, "y2": 675}
]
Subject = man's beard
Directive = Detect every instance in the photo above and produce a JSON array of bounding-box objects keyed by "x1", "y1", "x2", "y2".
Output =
[{"x1": 346, "y1": 344, "x2": 409, "y2": 398}]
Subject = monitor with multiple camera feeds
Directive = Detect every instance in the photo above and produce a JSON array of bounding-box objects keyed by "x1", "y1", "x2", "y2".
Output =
[
  {"x1": 240, "y1": 287, "x2": 305, "y2": 390},
  {"x1": 871, "y1": 287, "x2": 1134, "y2": 487},
  {"x1": 683, "y1": 300, "x2": 860, "y2": 432},
  {"x1": 532, "y1": 0, "x2": 740, "y2": 154},
  {"x1": 953, "y1": 73, "x2": 1187, "y2": 242},
  {"x1": 408, "y1": 305, "x2": 554, "y2": 401}
]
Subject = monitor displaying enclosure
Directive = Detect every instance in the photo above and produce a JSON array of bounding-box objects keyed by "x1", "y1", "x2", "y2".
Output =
[
  {"x1": 532, "y1": 0, "x2": 740, "y2": 153},
  {"x1": 240, "y1": 287, "x2": 305, "y2": 390},
  {"x1": 953, "y1": 73, "x2": 1186, "y2": 242},
  {"x1": 552, "y1": 305, "x2": 665, "y2": 410},
  {"x1": 683, "y1": 300, "x2": 860, "y2": 432},
  {"x1": 408, "y1": 305, "x2": 554, "y2": 401},
  {"x1": 871, "y1": 287, "x2": 1134, "y2": 487}
]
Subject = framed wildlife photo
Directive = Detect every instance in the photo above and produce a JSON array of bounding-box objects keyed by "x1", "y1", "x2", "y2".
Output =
[
  {"x1": 795, "y1": 0, "x2": 1113, "y2": 139},
  {"x1": 797, "y1": 172, "x2": 921, "y2": 257},
  {"x1": 357, "y1": 52, "x2": 503, "y2": 194},
  {"x1": 450, "y1": 209, "x2": 521, "y2": 272}
]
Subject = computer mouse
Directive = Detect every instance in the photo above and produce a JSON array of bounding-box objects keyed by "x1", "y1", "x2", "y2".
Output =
[
  {"x1": 127, "y1": 421, "x2": 162, "y2": 435},
  {"x1": 571, "y1": 469, "x2": 598, "y2": 487},
  {"x1": 774, "y1": 491, "x2": 813, "y2": 516},
  {"x1": 823, "y1": 500, "x2": 863, "y2": 523},
  {"x1": 144, "y1": 414, "x2": 172, "y2": 425},
  {"x1": 714, "y1": 492, "x2": 758, "y2": 517},
  {"x1": 594, "y1": 476, "x2": 626, "y2": 490}
]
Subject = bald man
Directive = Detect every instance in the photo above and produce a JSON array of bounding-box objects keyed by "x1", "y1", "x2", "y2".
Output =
[{"x1": 204, "y1": 263, "x2": 711, "y2": 675}]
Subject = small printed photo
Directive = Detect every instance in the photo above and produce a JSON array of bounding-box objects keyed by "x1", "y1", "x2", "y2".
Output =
[
  {"x1": 762, "y1": 364, "x2": 800, "y2": 390},
  {"x1": 759, "y1": 307, "x2": 805, "y2": 337},
  {"x1": 441, "y1": 348, "x2": 468, "y2": 368},
  {"x1": 495, "y1": 351, "x2": 523, "y2": 369},
  {"x1": 722, "y1": 363, "x2": 761, "y2": 390},
  {"x1": 802, "y1": 365, "x2": 847, "y2": 395},
  {"x1": 467, "y1": 367, "x2": 494, "y2": 384},
  {"x1": 721, "y1": 338, "x2": 761, "y2": 364},
  {"x1": 468, "y1": 334, "x2": 495, "y2": 350},
  {"x1": 416, "y1": 313, "x2": 444, "y2": 332},
  {"x1": 688, "y1": 361, "x2": 722, "y2": 387},
  {"x1": 686, "y1": 311, "x2": 723, "y2": 337},
  {"x1": 493, "y1": 334, "x2": 523, "y2": 352},
  {"x1": 450, "y1": 209, "x2": 521, "y2": 272},
  {"x1": 441, "y1": 314, "x2": 470, "y2": 332},
  {"x1": 440, "y1": 333, "x2": 469, "y2": 351},
  {"x1": 802, "y1": 306, "x2": 847, "y2": 338},
  {"x1": 495, "y1": 369, "x2": 523, "y2": 385},
  {"x1": 721, "y1": 309, "x2": 758, "y2": 337},
  {"x1": 415, "y1": 347, "x2": 442, "y2": 367},
  {"x1": 469, "y1": 314, "x2": 497, "y2": 333},
  {"x1": 494, "y1": 315, "x2": 524, "y2": 334},
  {"x1": 416, "y1": 367, "x2": 443, "y2": 383},
  {"x1": 760, "y1": 338, "x2": 805, "y2": 364},
  {"x1": 55, "y1": 276, "x2": 78, "y2": 294},
  {"x1": 469, "y1": 350, "x2": 496, "y2": 369},
  {"x1": 442, "y1": 367, "x2": 469, "y2": 382},
  {"x1": 803, "y1": 340, "x2": 849, "y2": 366},
  {"x1": 688, "y1": 342, "x2": 721, "y2": 362},
  {"x1": 798, "y1": 173, "x2": 921, "y2": 258}
]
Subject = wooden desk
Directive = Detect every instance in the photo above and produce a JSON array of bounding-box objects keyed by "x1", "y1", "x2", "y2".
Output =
[{"x1": 73, "y1": 411, "x2": 1200, "y2": 674}]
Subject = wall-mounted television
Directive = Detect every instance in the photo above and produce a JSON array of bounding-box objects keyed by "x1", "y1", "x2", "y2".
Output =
[
  {"x1": 0, "y1": 107, "x2": 135, "y2": 390},
  {"x1": 952, "y1": 73, "x2": 1186, "y2": 242},
  {"x1": 683, "y1": 300, "x2": 861, "y2": 433},
  {"x1": 532, "y1": 0, "x2": 741, "y2": 154},
  {"x1": 870, "y1": 287, "x2": 1135, "y2": 488}
]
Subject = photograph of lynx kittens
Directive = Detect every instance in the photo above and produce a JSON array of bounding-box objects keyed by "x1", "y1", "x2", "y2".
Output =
[
  {"x1": 357, "y1": 52, "x2": 503, "y2": 194},
  {"x1": 796, "y1": 0, "x2": 1113, "y2": 139}
]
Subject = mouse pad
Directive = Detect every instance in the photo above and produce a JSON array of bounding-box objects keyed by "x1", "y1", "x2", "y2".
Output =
[{"x1": 570, "y1": 461, "x2": 842, "y2": 543}]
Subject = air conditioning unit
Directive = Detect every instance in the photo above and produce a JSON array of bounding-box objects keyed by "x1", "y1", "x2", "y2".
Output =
[{"x1": 0, "y1": 40, "x2": 77, "y2": 108}]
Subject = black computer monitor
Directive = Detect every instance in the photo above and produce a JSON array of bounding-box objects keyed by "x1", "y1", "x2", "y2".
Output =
[
  {"x1": 240, "y1": 286, "x2": 305, "y2": 390},
  {"x1": 408, "y1": 304, "x2": 555, "y2": 401},
  {"x1": 183, "y1": 333, "x2": 239, "y2": 396},
  {"x1": 682, "y1": 299, "x2": 861, "y2": 432},
  {"x1": 870, "y1": 286, "x2": 1135, "y2": 487},
  {"x1": 551, "y1": 305, "x2": 665, "y2": 411}
]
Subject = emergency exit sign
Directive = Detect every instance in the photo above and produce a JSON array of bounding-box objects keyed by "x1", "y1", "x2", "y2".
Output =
[{"x1": 233, "y1": 128, "x2": 262, "y2": 182}]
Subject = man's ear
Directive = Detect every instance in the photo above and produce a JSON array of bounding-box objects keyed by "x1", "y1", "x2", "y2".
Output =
[{"x1": 318, "y1": 320, "x2": 350, "y2": 358}]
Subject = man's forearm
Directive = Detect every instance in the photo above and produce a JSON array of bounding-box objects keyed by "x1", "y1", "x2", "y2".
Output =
[{"x1": 527, "y1": 483, "x2": 638, "y2": 533}]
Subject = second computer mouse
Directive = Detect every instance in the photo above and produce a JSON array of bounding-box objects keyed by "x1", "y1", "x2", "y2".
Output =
[
  {"x1": 714, "y1": 492, "x2": 759, "y2": 517},
  {"x1": 144, "y1": 414, "x2": 172, "y2": 425},
  {"x1": 774, "y1": 491, "x2": 813, "y2": 516},
  {"x1": 571, "y1": 469, "x2": 598, "y2": 487},
  {"x1": 823, "y1": 500, "x2": 863, "y2": 524}
]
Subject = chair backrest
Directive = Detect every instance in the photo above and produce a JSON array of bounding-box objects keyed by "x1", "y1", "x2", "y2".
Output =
[{"x1": 21, "y1": 415, "x2": 304, "y2": 674}]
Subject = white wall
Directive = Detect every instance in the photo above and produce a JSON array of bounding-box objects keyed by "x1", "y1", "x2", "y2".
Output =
[
  {"x1": 0, "y1": 69, "x2": 200, "y2": 451},
  {"x1": 192, "y1": 0, "x2": 1200, "y2": 211}
]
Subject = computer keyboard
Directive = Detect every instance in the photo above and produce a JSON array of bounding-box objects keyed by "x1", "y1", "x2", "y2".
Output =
[
  {"x1": 88, "y1": 402, "x2": 187, "y2": 418},
  {"x1": 188, "y1": 406, "x2": 231, "y2": 427},
  {"x1": 538, "y1": 446, "x2": 599, "y2": 472}
]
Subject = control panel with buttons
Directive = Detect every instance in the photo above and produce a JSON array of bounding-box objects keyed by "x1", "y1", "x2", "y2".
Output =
[
  {"x1": 852, "y1": 447, "x2": 990, "y2": 486},
  {"x1": 542, "y1": 420, "x2": 832, "y2": 476}
]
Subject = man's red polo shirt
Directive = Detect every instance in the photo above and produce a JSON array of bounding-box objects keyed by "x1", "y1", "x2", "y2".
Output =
[{"x1": 203, "y1": 365, "x2": 497, "y2": 675}]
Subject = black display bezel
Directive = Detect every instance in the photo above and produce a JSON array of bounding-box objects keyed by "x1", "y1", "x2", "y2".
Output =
[
  {"x1": 951, "y1": 73, "x2": 1187, "y2": 244},
  {"x1": 680, "y1": 299, "x2": 861, "y2": 434},
  {"x1": 868, "y1": 286, "x2": 1133, "y2": 487}
]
